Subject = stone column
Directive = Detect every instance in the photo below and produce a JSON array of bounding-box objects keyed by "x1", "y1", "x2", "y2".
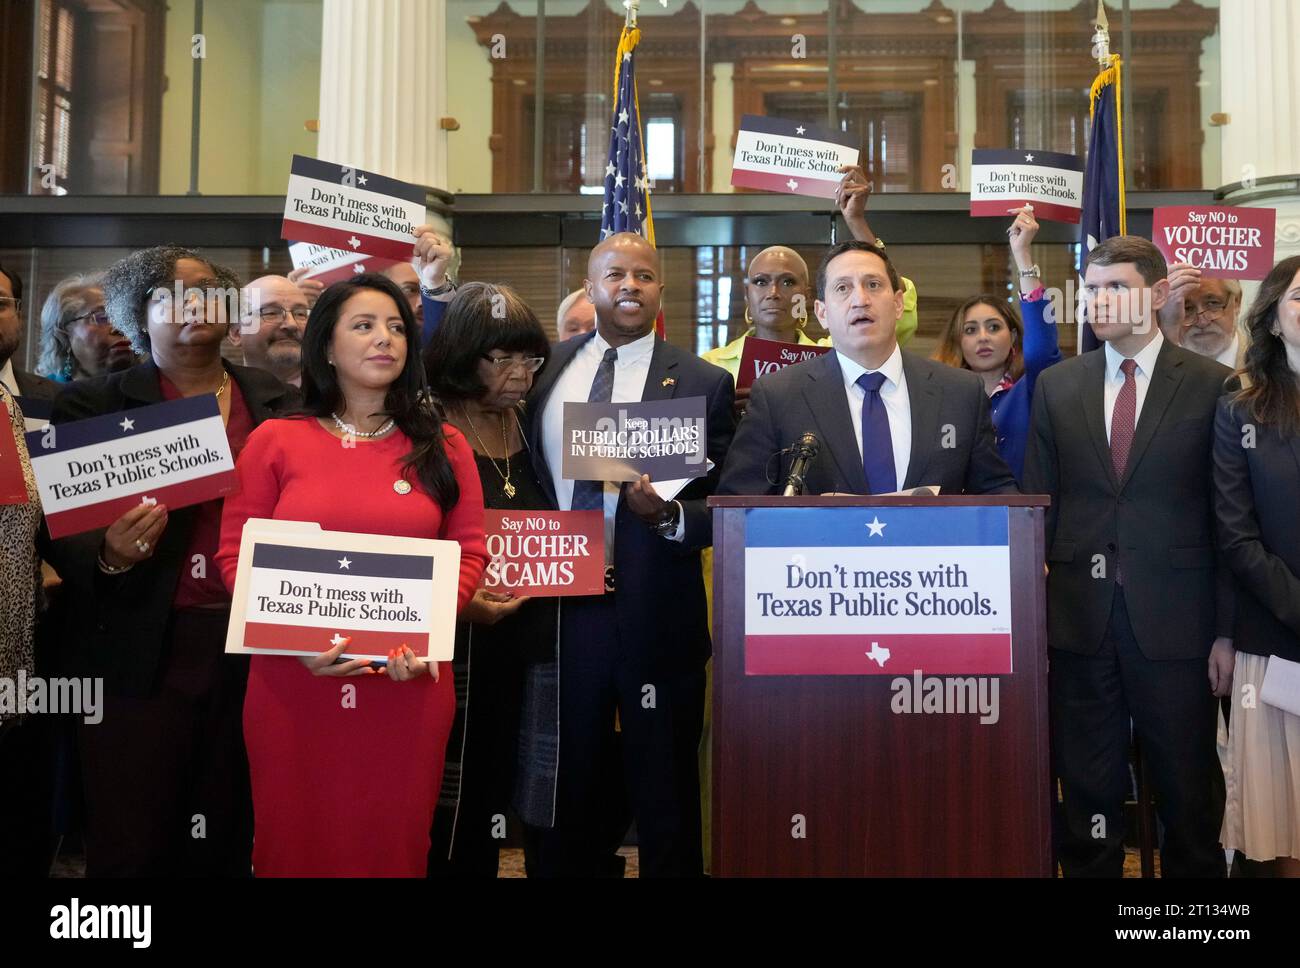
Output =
[
  {"x1": 317, "y1": 0, "x2": 447, "y2": 190},
  {"x1": 1217, "y1": 0, "x2": 1300, "y2": 301}
]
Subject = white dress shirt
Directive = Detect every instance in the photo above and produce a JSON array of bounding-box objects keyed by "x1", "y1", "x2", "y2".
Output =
[
  {"x1": 1103, "y1": 330, "x2": 1164, "y2": 443},
  {"x1": 1214, "y1": 334, "x2": 1241, "y2": 369},
  {"x1": 542, "y1": 328, "x2": 678, "y2": 558},
  {"x1": 835, "y1": 344, "x2": 911, "y2": 491}
]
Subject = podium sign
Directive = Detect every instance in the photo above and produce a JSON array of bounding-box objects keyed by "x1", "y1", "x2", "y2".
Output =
[
  {"x1": 743, "y1": 506, "x2": 1013, "y2": 676},
  {"x1": 710, "y1": 495, "x2": 1052, "y2": 877}
]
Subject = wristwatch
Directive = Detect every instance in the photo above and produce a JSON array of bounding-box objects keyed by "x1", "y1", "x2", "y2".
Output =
[
  {"x1": 421, "y1": 280, "x2": 456, "y2": 298},
  {"x1": 1018, "y1": 264, "x2": 1041, "y2": 278},
  {"x1": 651, "y1": 501, "x2": 682, "y2": 537}
]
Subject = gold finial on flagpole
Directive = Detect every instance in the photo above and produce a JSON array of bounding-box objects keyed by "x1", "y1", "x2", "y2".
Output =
[
  {"x1": 624, "y1": 0, "x2": 639, "y2": 28},
  {"x1": 1092, "y1": 1, "x2": 1112, "y2": 68}
]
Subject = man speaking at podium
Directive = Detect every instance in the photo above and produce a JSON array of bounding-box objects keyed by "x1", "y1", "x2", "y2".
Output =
[{"x1": 717, "y1": 241, "x2": 1018, "y2": 497}]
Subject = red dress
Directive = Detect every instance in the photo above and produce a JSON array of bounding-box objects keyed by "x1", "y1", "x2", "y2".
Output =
[{"x1": 216, "y1": 416, "x2": 487, "y2": 876}]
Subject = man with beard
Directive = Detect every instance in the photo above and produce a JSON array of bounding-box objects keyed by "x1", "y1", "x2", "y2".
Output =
[
  {"x1": 0, "y1": 261, "x2": 60, "y2": 405},
  {"x1": 232, "y1": 275, "x2": 308, "y2": 387}
]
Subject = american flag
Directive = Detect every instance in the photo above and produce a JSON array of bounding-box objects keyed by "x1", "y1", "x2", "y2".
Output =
[{"x1": 600, "y1": 24, "x2": 654, "y2": 245}]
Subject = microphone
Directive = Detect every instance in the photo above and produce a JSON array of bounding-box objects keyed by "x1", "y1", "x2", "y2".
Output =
[{"x1": 781, "y1": 432, "x2": 820, "y2": 497}]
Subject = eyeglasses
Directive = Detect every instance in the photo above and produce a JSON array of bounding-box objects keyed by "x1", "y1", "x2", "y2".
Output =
[
  {"x1": 70, "y1": 309, "x2": 111, "y2": 327},
  {"x1": 482, "y1": 354, "x2": 545, "y2": 374},
  {"x1": 1185, "y1": 300, "x2": 1229, "y2": 321},
  {"x1": 0, "y1": 297, "x2": 21, "y2": 313},
  {"x1": 258, "y1": 307, "x2": 310, "y2": 324}
]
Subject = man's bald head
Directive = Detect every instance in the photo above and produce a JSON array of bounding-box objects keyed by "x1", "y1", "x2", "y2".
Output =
[
  {"x1": 584, "y1": 233, "x2": 664, "y2": 347},
  {"x1": 245, "y1": 274, "x2": 304, "y2": 309},
  {"x1": 587, "y1": 232, "x2": 660, "y2": 278}
]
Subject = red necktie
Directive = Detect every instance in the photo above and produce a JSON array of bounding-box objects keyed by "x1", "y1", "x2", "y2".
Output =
[{"x1": 1111, "y1": 358, "x2": 1137, "y2": 480}]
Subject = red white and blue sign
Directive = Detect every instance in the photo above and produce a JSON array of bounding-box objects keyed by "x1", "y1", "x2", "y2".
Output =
[
  {"x1": 281, "y1": 154, "x2": 426, "y2": 262},
  {"x1": 730, "y1": 114, "x2": 860, "y2": 198},
  {"x1": 970, "y1": 149, "x2": 1084, "y2": 225},
  {"x1": 241, "y1": 543, "x2": 436, "y2": 657},
  {"x1": 743, "y1": 506, "x2": 1013, "y2": 676},
  {"x1": 26, "y1": 395, "x2": 235, "y2": 538},
  {"x1": 288, "y1": 241, "x2": 401, "y2": 286},
  {"x1": 226, "y1": 520, "x2": 460, "y2": 662}
]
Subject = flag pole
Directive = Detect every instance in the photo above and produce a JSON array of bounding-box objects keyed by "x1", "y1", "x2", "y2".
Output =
[{"x1": 1092, "y1": 1, "x2": 1110, "y2": 68}]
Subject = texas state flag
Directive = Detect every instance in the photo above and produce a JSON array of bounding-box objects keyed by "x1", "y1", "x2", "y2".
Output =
[{"x1": 742, "y1": 506, "x2": 1014, "y2": 676}]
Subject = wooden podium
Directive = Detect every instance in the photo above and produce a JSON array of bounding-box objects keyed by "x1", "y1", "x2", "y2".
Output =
[{"x1": 709, "y1": 495, "x2": 1052, "y2": 876}]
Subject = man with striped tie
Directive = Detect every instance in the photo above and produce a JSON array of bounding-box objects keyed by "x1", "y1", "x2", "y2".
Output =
[
  {"x1": 525, "y1": 232, "x2": 735, "y2": 877},
  {"x1": 1024, "y1": 235, "x2": 1235, "y2": 878}
]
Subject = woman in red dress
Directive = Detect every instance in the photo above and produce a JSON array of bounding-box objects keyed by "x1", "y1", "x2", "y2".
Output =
[{"x1": 217, "y1": 273, "x2": 487, "y2": 876}]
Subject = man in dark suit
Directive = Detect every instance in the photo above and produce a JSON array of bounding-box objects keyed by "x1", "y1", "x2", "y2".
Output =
[
  {"x1": 1025, "y1": 235, "x2": 1234, "y2": 878},
  {"x1": 718, "y1": 240, "x2": 1018, "y2": 497},
  {"x1": 0, "y1": 261, "x2": 60, "y2": 427},
  {"x1": 525, "y1": 232, "x2": 735, "y2": 877}
]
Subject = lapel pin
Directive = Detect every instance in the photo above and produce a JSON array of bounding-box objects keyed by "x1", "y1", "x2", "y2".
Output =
[{"x1": 662, "y1": 377, "x2": 676, "y2": 388}]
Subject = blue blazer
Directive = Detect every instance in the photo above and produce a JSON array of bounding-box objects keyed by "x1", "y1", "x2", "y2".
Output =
[
  {"x1": 420, "y1": 291, "x2": 450, "y2": 345},
  {"x1": 525, "y1": 330, "x2": 736, "y2": 673},
  {"x1": 989, "y1": 293, "x2": 1062, "y2": 483}
]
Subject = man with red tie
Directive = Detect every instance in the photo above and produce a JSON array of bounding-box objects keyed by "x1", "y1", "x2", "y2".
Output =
[{"x1": 1025, "y1": 235, "x2": 1235, "y2": 877}]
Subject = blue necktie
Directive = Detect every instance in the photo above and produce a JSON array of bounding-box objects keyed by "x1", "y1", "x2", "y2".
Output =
[
  {"x1": 570, "y1": 347, "x2": 619, "y2": 511},
  {"x1": 857, "y1": 371, "x2": 896, "y2": 494}
]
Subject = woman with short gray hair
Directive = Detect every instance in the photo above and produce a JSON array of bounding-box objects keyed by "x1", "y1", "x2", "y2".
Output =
[{"x1": 36, "y1": 273, "x2": 136, "y2": 382}]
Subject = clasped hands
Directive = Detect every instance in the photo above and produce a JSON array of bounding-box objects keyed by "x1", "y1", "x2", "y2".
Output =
[{"x1": 301, "y1": 638, "x2": 437, "y2": 682}]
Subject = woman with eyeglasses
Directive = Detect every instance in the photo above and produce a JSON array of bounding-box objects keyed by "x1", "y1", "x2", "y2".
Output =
[
  {"x1": 37, "y1": 274, "x2": 137, "y2": 383},
  {"x1": 421, "y1": 282, "x2": 559, "y2": 876},
  {"x1": 42, "y1": 246, "x2": 298, "y2": 876},
  {"x1": 217, "y1": 273, "x2": 488, "y2": 876}
]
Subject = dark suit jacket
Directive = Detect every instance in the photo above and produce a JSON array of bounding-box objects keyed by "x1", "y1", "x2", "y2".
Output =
[
  {"x1": 13, "y1": 367, "x2": 60, "y2": 402},
  {"x1": 1024, "y1": 340, "x2": 1233, "y2": 660},
  {"x1": 1213, "y1": 395, "x2": 1300, "y2": 663},
  {"x1": 525, "y1": 332, "x2": 735, "y2": 673},
  {"x1": 40, "y1": 360, "x2": 298, "y2": 696},
  {"x1": 717, "y1": 349, "x2": 1019, "y2": 497}
]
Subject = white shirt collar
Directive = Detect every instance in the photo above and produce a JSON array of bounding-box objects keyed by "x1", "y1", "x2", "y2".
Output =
[
  {"x1": 1104, "y1": 329, "x2": 1164, "y2": 382},
  {"x1": 0, "y1": 359, "x2": 17, "y2": 397},
  {"x1": 1215, "y1": 334, "x2": 1240, "y2": 369},
  {"x1": 837, "y1": 342, "x2": 904, "y2": 391},
  {"x1": 590, "y1": 326, "x2": 656, "y2": 365}
]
